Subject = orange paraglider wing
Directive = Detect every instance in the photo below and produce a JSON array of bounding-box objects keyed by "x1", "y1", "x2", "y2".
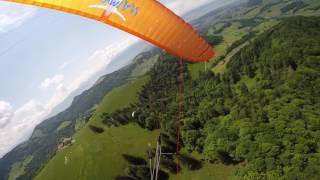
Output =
[{"x1": 1, "y1": 0, "x2": 214, "y2": 62}]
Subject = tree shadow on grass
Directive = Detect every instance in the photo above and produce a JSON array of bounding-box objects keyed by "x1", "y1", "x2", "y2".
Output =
[
  {"x1": 216, "y1": 150, "x2": 240, "y2": 165},
  {"x1": 122, "y1": 154, "x2": 147, "y2": 166},
  {"x1": 89, "y1": 125, "x2": 104, "y2": 134},
  {"x1": 179, "y1": 154, "x2": 203, "y2": 170},
  {"x1": 115, "y1": 176, "x2": 135, "y2": 180}
]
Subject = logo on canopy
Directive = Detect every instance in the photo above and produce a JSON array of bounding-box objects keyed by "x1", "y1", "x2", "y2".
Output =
[{"x1": 89, "y1": 0, "x2": 126, "y2": 21}]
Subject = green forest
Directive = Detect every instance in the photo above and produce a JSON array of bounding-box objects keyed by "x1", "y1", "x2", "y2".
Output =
[{"x1": 101, "y1": 16, "x2": 320, "y2": 179}]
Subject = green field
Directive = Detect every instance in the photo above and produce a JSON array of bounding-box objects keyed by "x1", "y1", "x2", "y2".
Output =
[
  {"x1": 90, "y1": 75, "x2": 149, "y2": 127},
  {"x1": 35, "y1": 76, "x2": 160, "y2": 180},
  {"x1": 35, "y1": 124, "x2": 159, "y2": 180},
  {"x1": 188, "y1": 61, "x2": 211, "y2": 79},
  {"x1": 56, "y1": 121, "x2": 72, "y2": 131},
  {"x1": 130, "y1": 55, "x2": 159, "y2": 77}
]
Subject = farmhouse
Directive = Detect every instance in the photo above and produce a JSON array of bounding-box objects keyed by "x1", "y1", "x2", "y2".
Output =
[{"x1": 57, "y1": 137, "x2": 76, "y2": 152}]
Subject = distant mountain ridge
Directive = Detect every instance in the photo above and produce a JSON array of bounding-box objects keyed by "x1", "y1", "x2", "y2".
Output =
[{"x1": 46, "y1": 41, "x2": 151, "y2": 119}]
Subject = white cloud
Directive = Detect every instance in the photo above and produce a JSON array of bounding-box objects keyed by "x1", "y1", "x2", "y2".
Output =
[
  {"x1": 0, "y1": 2, "x2": 37, "y2": 32},
  {"x1": 0, "y1": 99, "x2": 49, "y2": 158},
  {"x1": 40, "y1": 74, "x2": 64, "y2": 89},
  {"x1": 0, "y1": 101, "x2": 13, "y2": 128},
  {"x1": 58, "y1": 61, "x2": 72, "y2": 70},
  {"x1": 161, "y1": 0, "x2": 213, "y2": 15},
  {"x1": 56, "y1": 83, "x2": 66, "y2": 92}
]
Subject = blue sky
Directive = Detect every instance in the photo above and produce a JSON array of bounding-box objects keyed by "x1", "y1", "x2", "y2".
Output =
[{"x1": 0, "y1": 0, "x2": 228, "y2": 158}]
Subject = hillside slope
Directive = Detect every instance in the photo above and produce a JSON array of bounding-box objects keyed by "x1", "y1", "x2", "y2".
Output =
[
  {"x1": 191, "y1": 0, "x2": 320, "y2": 77},
  {"x1": 35, "y1": 76, "x2": 159, "y2": 180}
]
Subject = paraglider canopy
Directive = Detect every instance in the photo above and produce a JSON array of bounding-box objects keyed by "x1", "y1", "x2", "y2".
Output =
[{"x1": 1, "y1": 0, "x2": 214, "y2": 62}]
